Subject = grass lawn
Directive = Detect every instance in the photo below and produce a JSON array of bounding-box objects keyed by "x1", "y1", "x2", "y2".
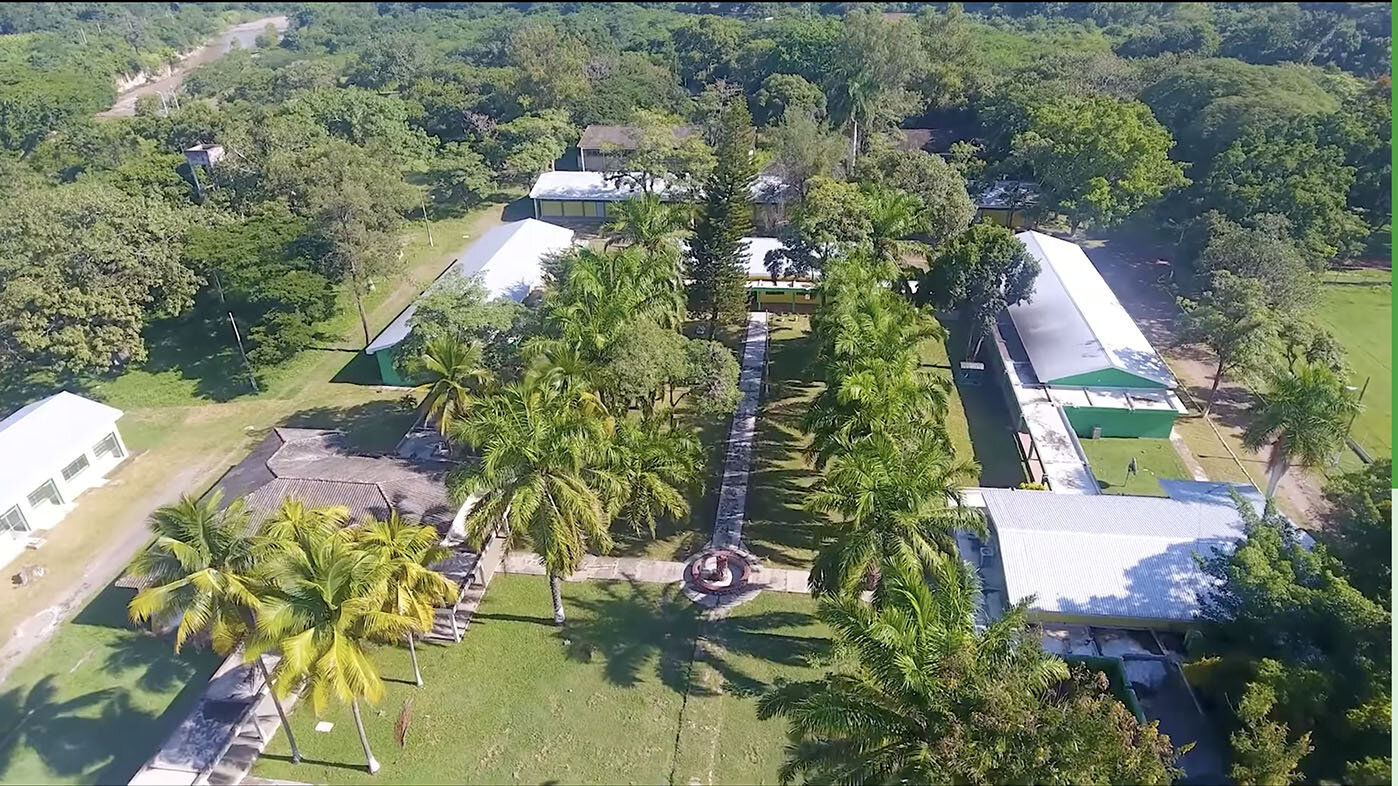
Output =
[
  {"x1": 1312, "y1": 268, "x2": 1391, "y2": 459},
  {"x1": 928, "y1": 319, "x2": 1027, "y2": 488},
  {"x1": 744, "y1": 315, "x2": 823, "y2": 568},
  {"x1": 674, "y1": 592, "x2": 830, "y2": 786},
  {"x1": 252, "y1": 575, "x2": 828, "y2": 786},
  {"x1": 1079, "y1": 437, "x2": 1192, "y2": 496},
  {"x1": 0, "y1": 585, "x2": 221, "y2": 785}
]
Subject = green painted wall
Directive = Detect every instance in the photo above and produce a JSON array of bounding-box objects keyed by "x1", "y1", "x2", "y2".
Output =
[
  {"x1": 1049, "y1": 368, "x2": 1169, "y2": 389},
  {"x1": 752, "y1": 287, "x2": 819, "y2": 310},
  {"x1": 1064, "y1": 406, "x2": 1176, "y2": 439},
  {"x1": 375, "y1": 349, "x2": 412, "y2": 387}
]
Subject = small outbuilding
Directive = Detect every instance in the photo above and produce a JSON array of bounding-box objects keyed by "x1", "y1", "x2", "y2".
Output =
[
  {"x1": 0, "y1": 392, "x2": 128, "y2": 567},
  {"x1": 365, "y1": 219, "x2": 576, "y2": 385},
  {"x1": 576, "y1": 124, "x2": 699, "y2": 172}
]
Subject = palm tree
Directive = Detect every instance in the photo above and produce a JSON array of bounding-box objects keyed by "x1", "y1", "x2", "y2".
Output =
[
  {"x1": 254, "y1": 498, "x2": 349, "y2": 558},
  {"x1": 864, "y1": 187, "x2": 924, "y2": 266},
  {"x1": 757, "y1": 550, "x2": 1072, "y2": 784},
  {"x1": 248, "y1": 534, "x2": 416, "y2": 775},
  {"x1": 350, "y1": 512, "x2": 456, "y2": 687},
  {"x1": 603, "y1": 193, "x2": 690, "y2": 261},
  {"x1": 414, "y1": 336, "x2": 492, "y2": 436},
  {"x1": 127, "y1": 492, "x2": 303, "y2": 763},
  {"x1": 539, "y1": 247, "x2": 686, "y2": 358},
  {"x1": 610, "y1": 416, "x2": 702, "y2": 537},
  {"x1": 1243, "y1": 364, "x2": 1361, "y2": 499},
  {"x1": 446, "y1": 369, "x2": 616, "y2": 624},
  {"x1": 806, "y1": 428, "x2": 982, "y2": 597}
]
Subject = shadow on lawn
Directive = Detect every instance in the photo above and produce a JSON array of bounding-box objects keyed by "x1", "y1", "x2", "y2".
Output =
[
  {"x1": 556, "y1": 580, "x2": 698, "y2": 693},
  {"x1": 701, "y1": 611, "x2": 831, "y2": 699}
]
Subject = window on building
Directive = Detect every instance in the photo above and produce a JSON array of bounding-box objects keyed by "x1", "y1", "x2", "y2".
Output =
[
  {"x1": 94, "y1": 432, "x2": 123, "y2": 460},
  {"x1": 62, "y1": 454, "x2": 90, "y2": 482},
  {"x1": 583, "y1": 201, "x2": 601, "y2": 218},
  {"x1": 0, "y1": 506, "x2": 27, "y2": 535},
  {"x1": 27, "y1": 480, "x2": 62, "y2": 510},
  {"x1": 540, "y1": 200, "x2": 563, "y2": 217},
  {"x1": 562, "y1": 201, "x2": 585, "y2": 217}
]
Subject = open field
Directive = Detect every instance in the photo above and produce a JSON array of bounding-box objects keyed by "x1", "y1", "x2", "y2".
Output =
[
  {"x1": 1311, "y1": 267, "x2": 1391, "y2": 460},
  {"x1": 251, "y1": 575, "x2": 825, "y2": 785},
  {"x1": 1080, "y1": 437, "x2": 1192, "y2": 497}
]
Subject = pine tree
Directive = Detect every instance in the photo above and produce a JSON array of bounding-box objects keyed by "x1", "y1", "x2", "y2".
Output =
[{"x1": 686, "y1": 95, "x2": 756, "y2": 335}]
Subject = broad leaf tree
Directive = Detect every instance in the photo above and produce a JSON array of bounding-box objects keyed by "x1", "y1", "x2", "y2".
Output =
[
  {"x1": 1177, "y1": 271, "x2": 1277, "y2": 414},
  {"x1": 918, "y1": 223, "x2": 1039, "y2": 357}
]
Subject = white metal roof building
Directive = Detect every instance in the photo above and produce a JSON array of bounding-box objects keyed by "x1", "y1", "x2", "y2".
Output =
[
  {"x1": 365, "y1": 220, "x2": 575, "y2": 384},
  {"x1": 1009, "y1": 231, "x2": 1174, "y2": 389},
  {"x1": 0, "y1": 391, "x2": 128, "y2": 569},
  {"x1": 968, "y1": 488, "x2": 1251, "y2": 629}
]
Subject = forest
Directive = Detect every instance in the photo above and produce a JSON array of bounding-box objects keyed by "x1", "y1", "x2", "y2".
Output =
[{"x1": 0, "y1": 3, "x2": 1390, "y2": 785}]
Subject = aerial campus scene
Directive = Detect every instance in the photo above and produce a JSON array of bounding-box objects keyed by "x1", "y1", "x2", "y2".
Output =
[{"x1": 0, "y1": 3, "x2": 1391, "y2": 785}]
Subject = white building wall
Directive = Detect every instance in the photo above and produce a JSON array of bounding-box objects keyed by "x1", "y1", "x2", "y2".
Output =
[{"x1": 0, "y1": 422, "x2": 128, "y2": 536}]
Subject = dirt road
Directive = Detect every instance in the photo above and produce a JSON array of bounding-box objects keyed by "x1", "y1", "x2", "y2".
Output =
[{"x1": 1079, "y1": 233, "x2": 1328, "y2": 521}]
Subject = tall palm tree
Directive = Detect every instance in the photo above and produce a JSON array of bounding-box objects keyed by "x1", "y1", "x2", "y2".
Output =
[
  {"x1": 446, "y1": 370, "x2": 616, "y2": 624},
  {"x1": 757, "y1": 550, "x2": 1075, "y2": 784},
  {"x1": 864, "y1": 187, "x2": 924, "y2": 266},
  {"x1": 538, "y1": 247, "x2": 686, "y2": 358},
  {"x1": 610, "y1": 416, "x2": 702, "y2": 537},
  {"x1": 248, "y1": 534, "x2": 415, "y2": 775},
  {"x1": 1243, "y1": 364, "x2": 1361, "y2": 499},
  {"x1": 806, "y1": 428, "x2": 982, "y2": 597},
  {"x1": 414, "y1": 336, "x2": 493, "y2": 436},
  {"x1": 603, "y1": 193, "x2": 690, "y2": 261},
  {"x1": 127, "y1": 492, "x2": 302, "y2": 763},
  {"x1": 349, "y1": 512, "x2": 456, "y2": 687}
]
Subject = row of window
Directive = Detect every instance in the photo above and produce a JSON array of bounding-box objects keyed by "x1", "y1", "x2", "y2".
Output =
[
  {"x1": 538, "y1": 200, "x2": 607, "y2": 218},
  {"x1": 1, "y1": 432, "x2": 124, "y2": 540}
]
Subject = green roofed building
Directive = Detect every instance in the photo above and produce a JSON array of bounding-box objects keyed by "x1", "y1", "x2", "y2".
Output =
[{"x1": 988, "y1": 231, "x2": 1186, "y2": 441}]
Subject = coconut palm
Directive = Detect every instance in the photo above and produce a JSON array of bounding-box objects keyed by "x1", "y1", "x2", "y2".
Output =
[
  {"x1": 1243, "y1": 364, "x2": 1361, "y2": 499},
  {"x1": 610, "y1": 416, "x2": 702, "y2": 537},
  {"x1": 127, "y1": 492, "x2": 303, "y2": 763},
  {"x1": 248, "y1": 534, "x2": 416, "y2": 775},
  {"x1": 864, "y1": 187, "x2": 924, "y2": 265},
  {"x1": 254, "y1": 498, "x2": 349, "y2": 559},
  {"x1": 350, "y1": 512, "x2": 456, "y2": 687},
  {"x1": 756, "y1": 549, "x2": 1177, "y2": 785},
  {"x1": 446, "y1": 369, "x2": 616, "y2": 624},
  {"x1": 414, "y1": 336, "x2": 492, "y2": 436},
  {"x1": 806, "y1": 427, "x2": 982, "y2": 597}
]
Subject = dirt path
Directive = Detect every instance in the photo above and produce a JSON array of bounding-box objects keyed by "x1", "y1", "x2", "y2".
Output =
[
  {"x1": 99, "y1": 15, "x2": 289, "y2": 118},
  {"x1": 1078, "y1": 233, "x2": 1328, "y2": 521}
]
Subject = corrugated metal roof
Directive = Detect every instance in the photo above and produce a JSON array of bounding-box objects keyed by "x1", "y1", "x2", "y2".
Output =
[
  {"x1": 981, "y1": 489, "x2": 1244, "y2": 623},
  {"x1": 1008, "y1": 231, "x2": 1174, "y2": 388},
  {"x1": 529, "y1": 171, "x2": 790, "y2": 204},
  {"x1": 365, "y1": 219, "x2": 574, "y2": 355},
  {"x1": 0, "y1": 392, "x2": 124, "y2": 506}
]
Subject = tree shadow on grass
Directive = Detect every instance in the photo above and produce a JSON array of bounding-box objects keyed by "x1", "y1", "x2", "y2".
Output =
[
  {"x1": 701, "y1": 609, "x2": 832, "y2": 699},
  {"x1": 0, "y1": 658, "x2": 217, "y2": 784},
  {"x1": 556, "y1": 580, "x2": 699, "y2": 694},
  {"x1": 283, "y1": 400, "x2": 418, "y2": 455},
  {"x1": 71, "y1": 584, "x2": 141, "y2": 630},
  {"x1": 131, "y1": 309, "x2": 261, "y2": 404}
]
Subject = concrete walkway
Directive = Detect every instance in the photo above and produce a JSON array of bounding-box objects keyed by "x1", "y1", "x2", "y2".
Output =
[
  {"x1": 712, "y1": 312, "x2": 769, "y2": 547},
  {"x1": 1169, "y1": 427, "x2": 1210, "y2": 481},
  {"x1": 502, "y1": 552, "x2": 811, "y2": 594}
]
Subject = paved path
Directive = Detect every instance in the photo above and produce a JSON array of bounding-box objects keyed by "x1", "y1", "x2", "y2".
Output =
[
  {"x1": 712, "y1": 312, "x2": 769, "y2": 548},
  {"x1": 1169, "y1": 427, "x2": 1210, "y2": 481},
  {"x1": 502, "y1": 552, "x2": 811, "y2": 594}
]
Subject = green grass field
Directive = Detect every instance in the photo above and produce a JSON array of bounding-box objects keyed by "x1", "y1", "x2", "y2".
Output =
[
  {"x1": 1079, "y1": 437, "x2": 1192, "y2": 496},
  {"x1": 0, "y1": 585, "x2": 222, "y2": 785},
  {"x1": 251, "y1": 575, "x2": 825, "y2": 785},
  {"x1": 1312, "y1": 268, "x2": 1391, "y2": 459}
]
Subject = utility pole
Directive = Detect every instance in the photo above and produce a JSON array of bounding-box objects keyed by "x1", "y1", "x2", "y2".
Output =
[
  {"x1": 421, "y1": 195, "x2": 433, "y2": 247},
  {"x1": 228, "y1": 312, "x2": 259, "y2": 393}
]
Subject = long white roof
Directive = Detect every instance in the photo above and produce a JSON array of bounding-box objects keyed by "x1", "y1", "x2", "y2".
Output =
[
  {"x1": 0, "y1": 392, "x2": 123, "y2": 505},
  {"x1": 366, "y1": 219, "x2": 574, "y2": 355},
  {"x1": 1008, "y1": 231, "x2": 1174, "y2": 388},
  {"x1": 981, "y1": 488, "x2": 1243, "y2": 623},
  {"x1": 530, "y1": 171, "x2": 789, "y2": 204}
]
